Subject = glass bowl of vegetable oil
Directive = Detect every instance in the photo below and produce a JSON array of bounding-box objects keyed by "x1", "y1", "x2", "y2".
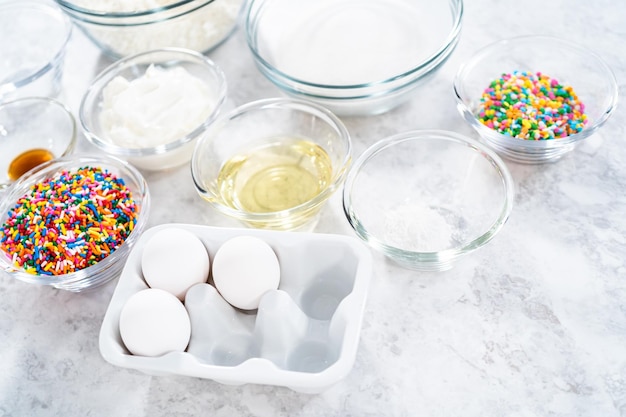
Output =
[{"x1": 191, "y1": 98, "x2": 352, "y2": 231}]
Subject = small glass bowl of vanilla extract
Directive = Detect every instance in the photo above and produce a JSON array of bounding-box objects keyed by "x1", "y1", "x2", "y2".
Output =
[{"x1": 0, "y1": 97, "x2": 77, "y2": 191}]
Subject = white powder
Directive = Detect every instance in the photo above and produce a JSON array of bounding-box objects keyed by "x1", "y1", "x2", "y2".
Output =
[
  {"x1": 70, "y1": 0, "x2": 243, "y2": 56},
  {"x1": 99, "y1": 64, "x2": 216, "y2": 149},
  {"x1": 383, "y1": 203, "x2": 454, "y2": 252},
  {"x1": 256, "y1": 0, "x2": 452, "y2": 85}
]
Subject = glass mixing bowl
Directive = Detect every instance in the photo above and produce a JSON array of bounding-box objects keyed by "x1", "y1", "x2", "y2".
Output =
[
  {"x1": 0, "y1": 97, "x2": 77, "y2": 191},
  {"x1": 0, "y1": 0, "x2": 72, "y2": 103},
  {"x1": 0, "y1": 154, "x2": 150, "y2": 292},
  {"x1": 454, "y1": 35, "x2": 618, "y2": 164},
  {"x1": 191, "y1": 98, "x2": 352, "y2": 231},
  {"x1": 55, "y1": 0, "x2": 245, "y2": 58},
  {"x1": 80, "y1": 48, "x2": 228, "y2": 171},
  {"x1": 245, "y1": 0, "x2": 463, "y2": 116},
  {"x1": 343, "y1": 130, "x2": 514, "y2": 271}
]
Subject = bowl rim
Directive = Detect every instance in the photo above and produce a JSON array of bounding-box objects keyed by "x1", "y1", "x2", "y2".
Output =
[
  {"x1": 244, "y1": 0, "x2": 464, "y2": 90},
  {"x1": 453, "y1": 35, "x2": 619, "y2": 152},
  {"x1": 342, "y1": 129, "x2": 515, "y2": 266},
  {"x1": 79, "y1": 47, "x2": 228, "y2": 158},
  {"x1": 0, "y1": 154, "x2": 150, "y2": 288},
  {"x1": 0, "y1": 96, "x2": 78, "y2": 153},
  {"x1": 0, "y1": 0, "x2": 72, "y2": 95},
  {"x1": 190, "y1": 97, "x2": 353, "y2": 223}
]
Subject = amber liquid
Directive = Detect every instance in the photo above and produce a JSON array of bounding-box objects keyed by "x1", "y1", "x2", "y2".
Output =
[{"x1": 7, "y1": 149, "x2": 55, "y2": 181}]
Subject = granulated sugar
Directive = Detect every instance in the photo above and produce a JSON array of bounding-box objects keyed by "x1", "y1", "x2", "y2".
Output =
[{"x1": 255, "y1": 0, "x2": 451, "y2": 85}]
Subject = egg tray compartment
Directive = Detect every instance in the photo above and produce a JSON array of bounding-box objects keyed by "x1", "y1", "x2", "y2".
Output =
[{"x1": 99, "y1": 223, "x2": 372, "y2": 393}]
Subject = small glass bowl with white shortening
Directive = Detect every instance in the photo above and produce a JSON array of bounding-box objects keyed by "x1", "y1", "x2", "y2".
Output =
[{"x1": 80, "y1": 48, "x2": 228, "y2": 171}]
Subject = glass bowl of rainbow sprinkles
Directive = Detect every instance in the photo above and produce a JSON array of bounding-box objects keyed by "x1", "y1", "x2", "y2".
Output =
[
  {"x1": 454, "y1": 35, "x2": 618, "y2": 163},
  {"x1": 0, "y1": 154, "x2": 150, "y2": 292}
]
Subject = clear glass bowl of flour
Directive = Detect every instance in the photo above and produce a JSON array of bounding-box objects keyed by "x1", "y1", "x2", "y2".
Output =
[
  {"x1": 54, "y1": 0, "x2": 245, "y2": 59},
  {"x1": 342, "y1": 130, "x2": 515, "y2": 271}
]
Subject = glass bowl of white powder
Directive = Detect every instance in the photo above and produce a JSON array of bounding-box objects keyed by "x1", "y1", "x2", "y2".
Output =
[
  {"x1": 342, "y1": 130, "x2": 514, "y2": 271},
  {"x1": 245, "y1": 0, "x2": 463, "y2": 116},
  {"x1": 79, "y1": 48, "x2": 228, "y2": 171},
  {"x1": 54, "y1": 0, "x2": 245, "y2": 59}
]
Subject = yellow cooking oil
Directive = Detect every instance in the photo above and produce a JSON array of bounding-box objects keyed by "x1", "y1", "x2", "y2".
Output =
[{"x1": 216, "y1": 137, "x2": 333, "y2": 213}]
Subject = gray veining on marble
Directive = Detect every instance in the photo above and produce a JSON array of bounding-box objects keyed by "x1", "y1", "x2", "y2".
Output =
[{"x1": 1, "y1": 0, "x2": 626, "y2": 416}]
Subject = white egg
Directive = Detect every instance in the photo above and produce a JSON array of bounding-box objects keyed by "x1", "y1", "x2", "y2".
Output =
[
  {"x1": 212, "y1": 235, "x2": 280, "y2": 310},
  {"x1": 141, "y1": 227, "x2": 210, "y2": 300},
  {"x1": 119, "y1": 288, "x2": 191, "y2": 357}
]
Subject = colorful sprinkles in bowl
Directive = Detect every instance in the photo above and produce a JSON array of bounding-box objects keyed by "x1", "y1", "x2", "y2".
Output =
[
  {"x1": 0, "y1": 166, "x2": 138, "y2": 276},
  {"x1": 477, "y1": 70, "x2": 588, "y2": 140}
]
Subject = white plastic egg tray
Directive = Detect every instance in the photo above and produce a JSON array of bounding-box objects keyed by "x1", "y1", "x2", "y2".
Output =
[{"x1": 99, "y1": 223, "x2": 372, "y2": 393}]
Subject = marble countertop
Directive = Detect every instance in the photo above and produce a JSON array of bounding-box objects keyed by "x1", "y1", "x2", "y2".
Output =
[{"x1": 2, "y1": 0, "x2": 626, "y2": 416}]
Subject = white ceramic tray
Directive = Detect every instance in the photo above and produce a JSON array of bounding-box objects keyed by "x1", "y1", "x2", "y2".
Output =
[{"x1": 99, "y1": 223, "x2": 373, "y2": 393}]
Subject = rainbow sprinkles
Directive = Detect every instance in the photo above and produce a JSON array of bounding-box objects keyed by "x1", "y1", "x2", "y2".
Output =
[
  {"x1": 477, "y1": 70, "x2": 588, "y2": 140},
  {"x1": 0, "y1": 166, "x2": 138, "y2": 276}
]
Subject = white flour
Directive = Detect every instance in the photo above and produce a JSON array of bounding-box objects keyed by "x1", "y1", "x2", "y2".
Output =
[
  {"x1": 69, "y1": 0, "x2": 243, "y2": 56},
  {"x1": 383, "y1": 203, "x2": 454, "y2": 252},
  {"x1": 69, "y1": 0, "x2": 181, "y2": 12}
]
